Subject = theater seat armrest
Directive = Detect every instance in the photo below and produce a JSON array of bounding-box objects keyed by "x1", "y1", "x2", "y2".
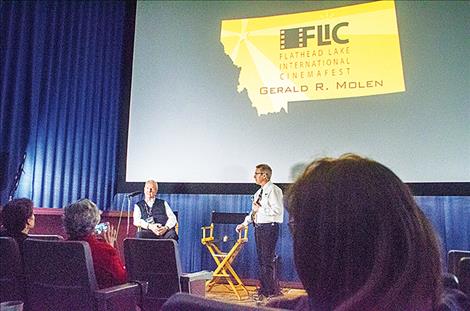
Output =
[
  {"x1": 95, "y1": 281, "x2": 148, "y2": 300},
  {"x1": 180, "y1": 271, "x2": 213, "y2": 295},
  {"x1": 181, "y1": 270, "x2": 213, "y2": 282}
]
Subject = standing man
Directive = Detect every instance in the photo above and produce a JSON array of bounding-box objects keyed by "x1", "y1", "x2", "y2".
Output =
[
  {"x1": 133, "y1": 180, "x2": 178, "y2": 241},
  {"x1": 236, "y1": 164, "x2": 284, "y2": 300}
]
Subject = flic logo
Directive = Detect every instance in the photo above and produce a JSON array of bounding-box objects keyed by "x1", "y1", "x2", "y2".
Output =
[{"x1": 280, "y1": 22, "x2": 349, "y2": 50}]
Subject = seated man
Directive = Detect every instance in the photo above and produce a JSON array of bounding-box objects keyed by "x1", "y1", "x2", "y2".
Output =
[
  {"x1": 133, "y1": 180, "x2": 178, "y2": 240},
  {"x1": 0, "y1": 198, "x2": 35, "y2": 250}
]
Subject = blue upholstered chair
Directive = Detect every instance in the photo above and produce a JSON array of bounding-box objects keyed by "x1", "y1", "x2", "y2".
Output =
[
  {"x1": 124, "y1": 238, "x2": 211, "y2": 311},
  {"x1": 448, "y1": 250, "x2": 470, "y2": 275},
  {"x1": 0, "y1": 237, "x2": 24, "y2": 303},
  {"x1": 457, "y1": 257, "x2": 470, "y2": 296},
  {"x1": 23, "y1": 239, "x2": 146, "y2": 311}
]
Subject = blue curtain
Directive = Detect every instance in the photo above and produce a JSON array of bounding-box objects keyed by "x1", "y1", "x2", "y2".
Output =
[
  {"x1": 114, "y1": 194, "x2": 470, "y2": 282},
  {"x1": 1, "y1": 1, "x2": 126, "y2": 208},
  {"x1": 0, "y1": 1, "x2": 34, "y2": 202}
]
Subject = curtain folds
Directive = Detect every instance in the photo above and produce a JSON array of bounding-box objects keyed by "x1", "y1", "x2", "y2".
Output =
[
  {"x1": 0, "y1": 1, "x2": 34, "y2": 202},
  {"x1": 1, "y1": 1, "x2": 125, "y2": 208},
  {"x1": 114, "y1": 194, "x2": 470, "y2": 281}
]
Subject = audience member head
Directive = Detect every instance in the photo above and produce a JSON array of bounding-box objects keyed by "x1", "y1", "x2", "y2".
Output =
[
  {"x1": 287, "y1": 154, "x2": 442, "y2": 310},
  {"x1": 1, "y1": 198, "x2": 35, "y2": 234},
  {"x1": 63, "y1": 199, "x2": 100, "y2": 239}
]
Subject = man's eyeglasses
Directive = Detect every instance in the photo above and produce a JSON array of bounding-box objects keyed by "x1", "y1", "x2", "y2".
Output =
[{"x1": 254, "y1": 172, "x2": 263, "y2": 175}]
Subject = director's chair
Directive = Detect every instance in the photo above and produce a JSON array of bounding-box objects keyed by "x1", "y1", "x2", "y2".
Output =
[{"x1": 201, "y1": 211, "x2": 249, "y2": 300}]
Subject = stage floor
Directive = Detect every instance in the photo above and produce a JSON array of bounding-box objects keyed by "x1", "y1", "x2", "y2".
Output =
[{"x1": 205, "y1": 284, "x2": 306, "y2": 308}]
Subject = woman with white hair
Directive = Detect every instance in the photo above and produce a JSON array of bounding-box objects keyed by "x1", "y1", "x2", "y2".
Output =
[{"x1": 63, "y1": 198, "x2": 127, "y2": 288}]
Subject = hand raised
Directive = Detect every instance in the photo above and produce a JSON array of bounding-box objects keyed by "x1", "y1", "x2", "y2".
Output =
[{"x1": 103, "y1": 223, "x2": 117, "y2": 247}]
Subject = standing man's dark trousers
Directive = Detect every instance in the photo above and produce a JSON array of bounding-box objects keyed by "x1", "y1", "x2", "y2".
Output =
[
  {"x1": 254, "y1": 222, "x2": 280, "y2": 296},
  {"x1": 136, "y1": 228, "x2": 178, "y2": 241}
]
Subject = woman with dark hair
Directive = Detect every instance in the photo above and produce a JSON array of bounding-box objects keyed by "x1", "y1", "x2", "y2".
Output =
[
  {"x1": 0, "y1": 198, "x2": 35, "y2": 247},
  {"x1": 63, "y1": 198, "x2": 127, "y2": 289},
  {"x1": 268, "y1": 154, "x2": 463, "y2": 310}
]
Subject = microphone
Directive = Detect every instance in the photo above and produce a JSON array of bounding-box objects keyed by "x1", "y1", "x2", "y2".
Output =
[{"x1": 127, "y1": 191, "x2": 142, "y2": 197}]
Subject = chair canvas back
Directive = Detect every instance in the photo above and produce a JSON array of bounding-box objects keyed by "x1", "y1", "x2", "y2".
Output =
[
  {"x1": 23, "y1": 239, "x2": 97, "y2": 311},
  {"x1": 124, "y1": 238, "x2": 182, "y2": 310},
  {"x1": 210, "y1": 212, "x2": 248, "y2": 252},
  {"x1": 211, "y1": 212, "x2": 247, "y2": 225},
  {"x1": 0, "y1": 237, "x2": 23, "y2": 302}
]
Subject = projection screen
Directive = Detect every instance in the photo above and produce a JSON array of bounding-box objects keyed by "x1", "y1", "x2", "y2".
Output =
[{"x1": 119, "y1": 0, "x2": 469, "y2": 195}]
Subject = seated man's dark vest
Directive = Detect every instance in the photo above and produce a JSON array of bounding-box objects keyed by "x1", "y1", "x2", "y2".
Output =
[
  {"x1": 136, "y1": 199, "x2": 178, "y2": 240},
  {"x1": 137, "y1": 199, "x2": 168, "y2": 226}
]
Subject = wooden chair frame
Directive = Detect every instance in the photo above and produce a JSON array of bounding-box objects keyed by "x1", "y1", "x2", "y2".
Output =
[{"x1": 201, "y1": 213, "x2": 249, "y2": 300}]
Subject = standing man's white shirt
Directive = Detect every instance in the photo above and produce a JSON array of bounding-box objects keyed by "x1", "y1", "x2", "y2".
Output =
[{"x1": 241, "y1": 181, "x2": 283, "y2": 226}]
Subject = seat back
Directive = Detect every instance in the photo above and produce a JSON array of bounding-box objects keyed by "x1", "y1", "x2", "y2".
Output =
[
  {"x1": 0, "y1": 237, "x2": 24, "y2": 302},
  {"x1": 448, "y1": 250, "x2": 470, "y2": 274},
  {"x1": 28, "y1": 234, "x2": 64, "y2": 240},
  {"x1": 458, "y1": 257, "x2": 470, "y2": 296},
  {"x1": 442, "y1": 272, "x2": 459, "y2": 289},
  {"x1": 23, "y1": 239, "x2": 97, "y2": 311},
  {"x1": 124, "y1": 238, "x2": 182, "y2": 310}
]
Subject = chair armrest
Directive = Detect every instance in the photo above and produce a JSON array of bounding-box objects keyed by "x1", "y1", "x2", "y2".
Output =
[
  {"x1": 181, "y1": 270, "x2": 213, "y2": 282},
  {"x1": 95, "y1": 281, "x2": 148, "y2": 311},
  {"x1": 180, "y1": 271, "x2": 213, "y2": 295},
  {"x1": 238, "y1": 226, "x2": 248, "y2": 241},
  {"x1": 201, "y1": 224, "x2": 214, "y2": 241},
  {"x1": 95, "y1": 280, "x2": 148, "y2": 300}
]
